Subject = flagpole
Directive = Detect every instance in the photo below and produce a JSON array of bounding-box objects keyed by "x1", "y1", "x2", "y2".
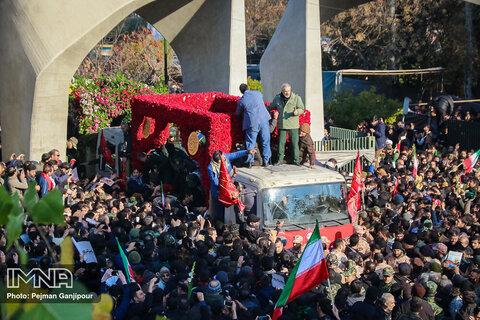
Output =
[{"x1": 326, "y1": 278, "x2": 335, "y2": 307}]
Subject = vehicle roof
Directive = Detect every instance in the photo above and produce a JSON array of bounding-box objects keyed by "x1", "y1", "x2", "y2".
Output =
[{"x1": 235, "y1": 164, "x2": 345, "y2": 190}]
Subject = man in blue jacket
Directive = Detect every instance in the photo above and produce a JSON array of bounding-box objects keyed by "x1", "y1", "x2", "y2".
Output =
[
  {"x1": 236, "y1": 83, "x2": 271, "y2": 167},
  {"x1": 371, "y1": 115, "x2": 386, "y2": 152},
  {"x1": 208, "y1": 149, "x2": 255, "y2": 222}
]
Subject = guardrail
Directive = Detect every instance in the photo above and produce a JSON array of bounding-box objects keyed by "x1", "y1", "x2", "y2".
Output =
[
  {"x1": 314, "y1": 128, "x2": 375, "y2": 173},
  {"x1": 329, "y1": 126, "x2": 366, "y2": 139},
  {"x1": 314, "y1": 136, "x2": 375, "y2": 152}
]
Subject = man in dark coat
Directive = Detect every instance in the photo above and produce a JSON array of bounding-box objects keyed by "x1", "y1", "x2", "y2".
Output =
[{"x1": 371, "y1": 115, "x2": 386, "y2": 152}]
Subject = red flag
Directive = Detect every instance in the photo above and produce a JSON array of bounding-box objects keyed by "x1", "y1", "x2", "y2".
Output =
[
  {"x1": 218, "y1": 159, "x2": 245, "y2": 211},
  {"x1": 392, "y1": 176, "x2": 399, "y2": 197},
  {"x1": 99, "y1": 131, "x2": 115, "y2": 166},
  {"x1": 347, "y1": 151, "x2": 363, "y2": 222}
]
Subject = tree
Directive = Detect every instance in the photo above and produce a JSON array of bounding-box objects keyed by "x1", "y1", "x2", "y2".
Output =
[
  {"x1": 321, "y1": 0, "x2": 480, "y2": 97},
  {"x1": 77, "y1": 14, "x2": 182, "y2": 86},
  {"x1": 245, "y1": 0, "x2": 288, "y2": 51}
]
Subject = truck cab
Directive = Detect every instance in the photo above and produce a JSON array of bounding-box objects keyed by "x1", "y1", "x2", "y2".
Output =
[{"x1": 225, "y1": 165, "x2": 353, "y2": 247}]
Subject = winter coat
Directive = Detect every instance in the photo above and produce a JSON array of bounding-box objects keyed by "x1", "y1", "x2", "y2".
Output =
[{"x1": 268, "y1": 93, "x2": 305, "y2": 129}]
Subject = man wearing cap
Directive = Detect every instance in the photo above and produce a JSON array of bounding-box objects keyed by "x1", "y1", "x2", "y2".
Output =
[
  {"x1": 423, "y1": 281, "x2": 444, "y2": 319},
  {"x1": 395, "y1": 263, "x2": 413, "y2": 299},
  {"x1": 268, "y1": 83, "x2": 305, "y2": 165},
  {"x1": 379, "y1": 266, "x2": 397, "y2": 294},
  {"x1": 240, "y1": 213, "x2": 267, "y2": 244},
  {"x1": 236, "y1": 83, "x2": 271, "y2": 167},
  {"x1": 386, "y1": 241, "x2": 411, "y2": 272},
  {"x1": 299, "y1": 123, "x2": 315, "y2": 168},
  {"x1": 288, "y1": 235, "x2": 304, "y2": 262}
]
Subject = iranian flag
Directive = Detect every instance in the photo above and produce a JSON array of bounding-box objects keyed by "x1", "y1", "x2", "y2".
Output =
[
  {"x1": 393, "y1": 141, "x2": 401, "y2": 168},
  {"x1": 272, "y1": 221, "x2": 329, "y2": 320},
  {"x1": 412, "y1": 145, "x2": 418, "y2": 179},
  {"x1": 463, "y1": 149, "x2": 480, "y2": 173},
  {"x1": 115, "y1": 237, "x2": 135, "y2": 283},
  {"x1": 392, "y1": 176, "x2": 400, "y2": 197}
]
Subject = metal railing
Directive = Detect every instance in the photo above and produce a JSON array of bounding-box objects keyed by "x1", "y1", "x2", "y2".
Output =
[
  {"x1": 314, "y1": 136, "x2": 375, "y2": 152},
  {"x1": 313, "y1": 126, "x2": 375, "y2": 173},
  {"x1": 329, "y1": 126, "x2": 366, "y2": 140}
]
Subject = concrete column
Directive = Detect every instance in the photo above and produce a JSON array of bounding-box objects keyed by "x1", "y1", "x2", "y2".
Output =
[
  {"x1": 260, "y1": 0, "x2": 324, "y2": 141},
  {"x1": 0, "y1": 0, "x2": 246, "y2": 161},
  {"x1": 166, "y1": 0, "x2": 247, "y2": 95}
]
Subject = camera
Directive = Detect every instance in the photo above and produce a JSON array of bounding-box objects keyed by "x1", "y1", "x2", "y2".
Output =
[
  {"x1": 112, "y1": 270, "x2": 117, "y2": 276},
  {"x1": 224, "y1": 300, "x2": 233, "y2": 308}
]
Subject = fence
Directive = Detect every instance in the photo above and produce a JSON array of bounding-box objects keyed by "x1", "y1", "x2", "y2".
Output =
[
  {"x1": 314, "y1": 126, "x2": 375, "y2": 173},
  {"x1": 399, "y1": 114, "x2": 480, "y2": 150},
  {"x1": 446, "y1": 119, "x2": 480, "y2": 150},
  {"x1": 329, "y1": 126, "x2": 367, "y2": 140}
]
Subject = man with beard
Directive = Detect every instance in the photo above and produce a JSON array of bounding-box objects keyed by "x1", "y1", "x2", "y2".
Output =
[
  {"x1": 386, "y1": 241, "x2": 411, "y2": 272},
  {"x1": 268, "y1": 83, "x2": 305, "y2": 165}
]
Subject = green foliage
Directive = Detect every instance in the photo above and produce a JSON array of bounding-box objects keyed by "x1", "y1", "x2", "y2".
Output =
[
  {"x1": 247, "y1": 77, "x2": 263, "y2": 93},
  {"x1": 0, "y1": 183, "x2": 64, "y2": 249},
  {"x1": 69, "y1": 73, "x2": 167, "y2": 134},
  {"x1": 325, "y1": 87, "x2": 401, "y2": 129},
  {"x1": 0, "y1": 184, "x2": 110, "y2": 320}
]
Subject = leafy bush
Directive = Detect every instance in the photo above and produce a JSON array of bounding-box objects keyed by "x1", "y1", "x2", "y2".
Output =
[
  {"x1": 69, "y1": 73, "x2": 168, "y2": 134},
  {"x1": 325, "y1": 87, "x2": 401, "y2": 129},
  {"x1": 247, "y1": 76, "x2": 263, "y2": 93}
]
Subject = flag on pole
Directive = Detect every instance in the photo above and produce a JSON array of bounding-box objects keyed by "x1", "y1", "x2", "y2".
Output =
[
  {"x1": 392, "y1": 176, "x2": 399, "y2": 197},
  {"x1": 115, "y1": 237, "x2": 134, "y2": 283},
  {"x1": 462, "y1": 149, "x2": 480, "y2": 173},
  {"x1": 187, "y1": 261, "x2": 196, "y2": 300},
  {"x1": 160, "y1": 181, "x2": 165, "y2": 209},
  {"x1": 393, "y1": 141, "x2": 401, "y2": 168},
  {"x1": 412, "y1": 145, "x2": 418, "y2": 179},
  {"x1": 218, "y1": 159, "x2": 245, "y2": 211},
  {"x1": 347, "y1": 151, "x2": 363, "y2": 222},
  {"x1": 272, "y1": 220, "x2": 329, "y2": 320}
]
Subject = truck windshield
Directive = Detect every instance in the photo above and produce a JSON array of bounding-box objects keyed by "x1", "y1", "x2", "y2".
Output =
[{"x1": 263, "y1": 182, "x2": 349, "y2": 227}]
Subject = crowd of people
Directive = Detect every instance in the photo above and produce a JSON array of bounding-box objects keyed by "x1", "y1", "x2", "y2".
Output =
[{"x1": 0, "y1": 89, "x2": 480, "y2": 320}]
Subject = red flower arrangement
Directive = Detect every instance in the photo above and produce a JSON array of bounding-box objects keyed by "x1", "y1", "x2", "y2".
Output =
[{"x1": 131, "y1": 92, "x2": 310, "y2": 193}]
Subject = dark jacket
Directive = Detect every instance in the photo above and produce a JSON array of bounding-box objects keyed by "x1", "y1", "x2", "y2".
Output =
[
  {"x1": 374, "y1": 122, "x2": 387, "y2": 150},
  {"x1": 393, "y1": 297, "x2": 434, "y2": 320},
  {"x1": 350, "y1": 300, "x2": 384, "y2": 320},
  {"x1": 299, "y1": 133, "x2": 315, "y2": 165},
  {"x1": 240, "y1": 223, "x2": 267, "y2": 244}
]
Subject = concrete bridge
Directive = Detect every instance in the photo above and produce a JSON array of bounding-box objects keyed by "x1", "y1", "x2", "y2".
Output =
[{"x1": 1, "y1": 0, "x2": 475, "y2": 161}]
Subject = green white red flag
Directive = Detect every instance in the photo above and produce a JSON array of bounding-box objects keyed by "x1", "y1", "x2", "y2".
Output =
[
  {"x1": 463, "y1": 149, "x2": 480, "y2": 173},
  {"x1": 115, "y1": 237, "x2": 134, "y2": 283},
  {"x1": 347, "y1": 151, "x2": 363, "y2": 222},
  {"x1": 272, "y1": 221, "x2": 329, "y2": 320},
  {"x1": 412, "y1": 145, "x2": 418, "y2": 179}
]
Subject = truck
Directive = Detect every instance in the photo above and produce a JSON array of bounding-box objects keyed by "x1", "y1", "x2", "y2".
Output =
[{"x1": 225, "y1": 164, "x2": 353, "y2": 248}]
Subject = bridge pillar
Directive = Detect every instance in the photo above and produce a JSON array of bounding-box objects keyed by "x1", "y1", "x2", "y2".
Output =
[
  {"x1": 0, "y1": 0, "x2": 246, "y2": 162},
  {"x1": 260, "y1": 0, "x2": 324, "y2": 142}
]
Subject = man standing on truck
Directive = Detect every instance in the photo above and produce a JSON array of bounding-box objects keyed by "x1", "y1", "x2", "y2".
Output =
[
  {"x1": 236, "y1": 83, "x2": 272, "y2": 167},
  {"x1": 268, "y1": 83, "x2": 305, "y2": 165}
]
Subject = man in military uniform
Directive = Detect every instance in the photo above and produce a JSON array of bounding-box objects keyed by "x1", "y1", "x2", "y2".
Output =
[
  {"x1": 379, "y1": 266, "x2": 397, "y2": 294},
  {"x1": 424, "y1": 281, "x2": 444, "y2": 320}
]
